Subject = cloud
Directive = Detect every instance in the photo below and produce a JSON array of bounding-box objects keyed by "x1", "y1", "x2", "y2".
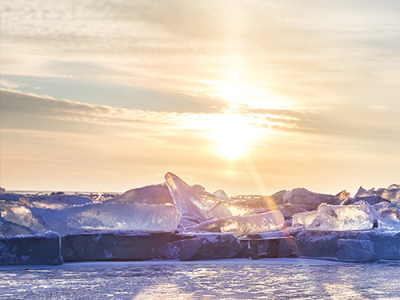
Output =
[
  {"x1": 2, "y1": 0, "x2": 400, "y2": 110},
  {"x1": 0, "y1": 79, "x2": 19, "y2": 89},
  {"x1": 1, "y1": 88, "x2": 400, "y2": 194},
  {"x1": 2, "y1": 88, "x2": 400, "y2": 153},
  {"x1": 0, "y1": 89, "x2": 297, "y2": 134}
]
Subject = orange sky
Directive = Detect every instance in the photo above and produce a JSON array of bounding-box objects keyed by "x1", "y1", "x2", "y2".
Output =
[{"x1": 1, "y1": 1, "x2": 400, "y2": 195}]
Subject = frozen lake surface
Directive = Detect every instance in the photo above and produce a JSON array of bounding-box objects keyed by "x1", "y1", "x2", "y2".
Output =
[{"x1": 1, "y1": 259, "x2": 400, "y2": 299}]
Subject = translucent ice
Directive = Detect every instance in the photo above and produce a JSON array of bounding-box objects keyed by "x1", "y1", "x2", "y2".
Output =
[
  {"x1": 292, "y1": 211, "x2": 317, "y2": 227},
  {"x1": 379, "y1": 207, "x2": 400, "y2": 221},
  {"x1": 354, "y1": 186, "x2": 374, "y2": 198},
  {"x1": 193, "y1": 210, "x2": 285, "y2": 237},
  {"x1": 165, "y1": 172, "x2": 257, "y2": 223},
  {"x1": 0, "y1": 221, "x2": 36, "y2": 237},
  {"x1": 1, "y1": 203, "x2": 180, "y2": 235},
  {"x1": 352, "y1": 195, "x2": 388, "y2": 206},
  {"x1": 66, "y1": 204, "x2": 180, "y2": 233},
  {"x1": 354, "y1": 185, "x2": 400, "y2": 202},
  {"x1": 213, "y1": 190, "x2": 230, "y2": 201},
  {"x1": 278, "y1": 204, "x2": 307, "y2": 219},
  {"x1": 19, "y1": 194, "x2": 92, "y2": 209},
  {"x1": 283, "y1": 188, "x2": 341, "y2": 210},
  {"x1": 307, "y1": 202, "x2": 379, "y2": 231},
  {"x1": 374, "y1": 188, "x2": 400, "y2": 202},
  {"x1": 0, "y1": 205, "x2": 47, "y2": 233},
  {"x1": 227, "y1": 195, "x2": 268, "y2": 210},
  {"x1": 389, "y1": 184, "x2": 400, "y2": 190},
  {"x1": 336, "y1": 190, "x2": 351, "y2": 201},
  {"x1": 105, "y1": 184, "x2": 174, "y2": 205}
]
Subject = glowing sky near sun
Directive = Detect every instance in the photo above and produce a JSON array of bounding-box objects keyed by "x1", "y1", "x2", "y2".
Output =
[{"x1": 1, "y1": 0, "x2": 400, "y2": 195}]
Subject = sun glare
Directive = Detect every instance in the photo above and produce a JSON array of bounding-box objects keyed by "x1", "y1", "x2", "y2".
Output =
[
  {"x1": 221, "y1": 81, "x2": 245, "y2": 105},
  {"x1": 209, "y1": 114, "x2": 256, "y2": 161},
  {"x1": 218, "y1": 80, "x2": 286, "y2": 109}
]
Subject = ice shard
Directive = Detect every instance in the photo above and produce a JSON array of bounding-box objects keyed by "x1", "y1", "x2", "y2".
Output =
[
  {"x1": 165, "y1": 172, "x2": 214, "y2": 222},
  {"x1": 0, "y1": 221, "x2": 36, "y2": 237},
  {"x1": 104, "y1": 184, "x2": 174, "y2": 205},
  {"x1": 278, "y1": 204, "x2": 307, "y2": 219},
  {"x1": 374, "y1": 187, "x2": 400, "y2": 202},
  {"x1": 165, "y1": 172, "x2": 256, "y2": 223},
  {"x1": 352, "y1": 196, "x2": 388, "y2": 206},
  {"x1": 354, "y1": 185, "x2": 400, "y2": 202},
  {"x1": 389, "y1": 184, "x2": 400, "y2": 190},
  {"x1": 213, "y1": 190, "x2": 230, "y2": 201},
  {"x1": 283, "y1": 188, "x2": 341, "y2": 210},
  {"x1": 380, "y1": 207, "x2": 400, "y2": 221},
  {"x1": 193, "y1": 210, "x2": 285, "y2": 237},
  {"x1": 19, "y1": 194, "x2": 92, "y2": 209},
  {"x1": 336, "y1": 190, "x2": 351, "y2": 201},
  {"x1": 1, "y1": 203, "x2": 180, "y2": 235},
  {"x1": 354, "y1": 186, "x2": 374, "y2": 198},
  {"x1": 292, "y1": 211, "x2": 317, "y2": 227},
  {"x1": 307, "y1": 202, "x2": 380, "y2": 231},
  {"x1": 66, "y1": 203, "x2": 180, "y2": 233}
]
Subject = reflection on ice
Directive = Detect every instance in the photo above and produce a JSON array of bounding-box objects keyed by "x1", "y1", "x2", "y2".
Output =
[{"x1": 1, "y1": 260, "x2": 400, "y2": 299}]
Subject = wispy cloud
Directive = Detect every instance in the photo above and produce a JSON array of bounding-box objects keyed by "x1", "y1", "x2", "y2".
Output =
[
  {"x1": 0, "y1": 79, "x2": 19, "y2": 89},
  {"x1": 0, "y1": 89, "x2": 297, "y2": 134},
  {"x1": 2, "y1": 1, "x2": 400, "y2": 110}
]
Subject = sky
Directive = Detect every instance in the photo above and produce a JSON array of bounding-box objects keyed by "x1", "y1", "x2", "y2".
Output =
[{"x1": 1, "y1": 0, "x2": 400, "y2": 195}]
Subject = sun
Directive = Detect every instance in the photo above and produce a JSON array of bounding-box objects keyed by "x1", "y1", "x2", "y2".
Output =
[
  {"x1": 209, "y1": 114, "x2": 256, "y2": 161},
  {"x1": 221, "y1": 81, "x2": 245, "y2": 105}
]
